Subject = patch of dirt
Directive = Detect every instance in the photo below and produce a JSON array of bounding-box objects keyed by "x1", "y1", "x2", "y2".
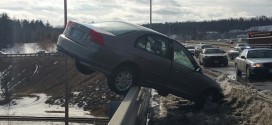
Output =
[{"x1": 0, "y1": 56, "x2": 123, "y2": 116}]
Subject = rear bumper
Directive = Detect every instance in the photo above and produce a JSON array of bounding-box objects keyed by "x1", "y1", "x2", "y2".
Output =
[
  {"x1": 204, "y1": 57, "x2": 228, "y2": 65},
  {"x1": 57, "y1": 35, "x2": 112, "y2": 75}
]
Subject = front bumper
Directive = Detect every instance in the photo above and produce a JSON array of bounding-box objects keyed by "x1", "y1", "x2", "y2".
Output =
[{"x1": 250, "y1": 67, "x2": 272, "y2": 75}]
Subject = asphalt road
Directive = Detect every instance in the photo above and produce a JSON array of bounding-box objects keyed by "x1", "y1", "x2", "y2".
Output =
[{"x1": 207, "y1": 59, "x2": 272, "y2": 91}]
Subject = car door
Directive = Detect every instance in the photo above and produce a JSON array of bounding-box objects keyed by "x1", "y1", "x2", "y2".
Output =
[
  {"x1": 134, "y1": 34, "x2": 171, "y2": 88},
  {"x1": 236, "y1": 50, "x2": 248, "y2": 72},
  {"x1": 165, "y1": 41, "x2": 203, "y2": 99}
]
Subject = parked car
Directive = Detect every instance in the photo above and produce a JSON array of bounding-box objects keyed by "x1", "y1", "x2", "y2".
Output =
[
  {"x1": 234, "y1": 43, "x2": 251, "y2": 52},
  {"x1": 227, "y1": 48, "x2": 241, "y2": 60},
  {"x1": 235, "y1": 48, "x2": 272, "y2": 79},
  {"x1": 199, "y1": 48, "x2": 228, "y2": 67},
  {"x1": 57, "y1": 21, "x2": 224, "y2": 107},
  {"x1": 185, "y1": 45, "x2": 195, "y2": 56},
  {"x1": 194, "y1": 44, "x2": 214, "y2": 58}
]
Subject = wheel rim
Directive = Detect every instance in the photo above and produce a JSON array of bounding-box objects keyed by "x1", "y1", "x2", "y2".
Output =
[{"x1": 115, "y1": 71, "x2": 133, "y2": 91}]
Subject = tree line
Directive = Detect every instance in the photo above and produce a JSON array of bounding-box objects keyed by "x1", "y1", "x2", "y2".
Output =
[
  {"x1": 144, "y1": 16, "x2": 272, "y2": 40},
  {"x1": 0, "y1": 13, "x2": 63, "y2": 49},
  {"x1": 1, "y1": 13, "x2": 272, "y2": 50}
]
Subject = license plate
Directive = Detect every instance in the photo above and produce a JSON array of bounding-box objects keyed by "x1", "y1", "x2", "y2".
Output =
[{"x1": 214, "y1": 60, "x2": 219, "y2": 63}]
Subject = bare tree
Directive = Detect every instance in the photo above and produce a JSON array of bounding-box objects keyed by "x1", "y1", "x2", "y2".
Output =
[{"x1": 0, "y1": 67, "x2": 12, "y2": 104}]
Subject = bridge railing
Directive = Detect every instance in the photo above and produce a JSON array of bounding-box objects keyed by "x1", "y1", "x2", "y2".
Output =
[
  {"x1": 0, "y1": 53, "x2": 63, "y2": 58},
  {"x1": 108, "y1": 87, "x2": 151, "y2": 125}
]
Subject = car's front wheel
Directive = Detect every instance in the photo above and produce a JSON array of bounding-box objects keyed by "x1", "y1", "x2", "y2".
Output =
[
  {"x1": 75, "y1": 61, "x2": 95, "y2": 75},
  {"x1": 107, "y1": 67, "x2": 136, "y2": 95},
  {"x1": 195, "y1": 91, "x2": 223, "y2": 110}
]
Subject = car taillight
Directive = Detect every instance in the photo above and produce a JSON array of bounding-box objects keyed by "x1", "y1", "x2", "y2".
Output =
[
  {"x1": 66, "y1": 21, "x2": 73, "y2": 28},
  {"x1": 89, "y1": 30, "x2": 104, "y2": 45}
]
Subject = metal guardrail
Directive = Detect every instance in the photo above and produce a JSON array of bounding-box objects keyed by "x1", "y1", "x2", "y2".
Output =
[
  {"x1": 108, "y1": 87, "x2": 151, "y2": 125},
  {"x1": 0, "y1": 53, "x2": 63, "y2": 58},
  {"x1": 0, "y1": 116, "x2": 109, "y2": 124}
]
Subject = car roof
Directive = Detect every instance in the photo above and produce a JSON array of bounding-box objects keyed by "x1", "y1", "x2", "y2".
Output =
[
  {"x1": 80, "y1": 21, "x2": 167, "y2": 36},
  {"x1": 247, "y1": 48, "x2": 272, "y2": 51}
]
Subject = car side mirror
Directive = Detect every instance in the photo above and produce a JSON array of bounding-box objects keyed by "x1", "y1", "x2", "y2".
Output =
[{"x1": 241, "y1": 56, "x2": 246, "y2": 59}]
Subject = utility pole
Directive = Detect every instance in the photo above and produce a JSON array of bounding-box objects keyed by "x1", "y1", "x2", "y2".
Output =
[
  {"x1": 64, "y1": 1, "x2": 69, "y2": 125},
  {"x1": 150, "y1": 0, "x2": 152, "y2": 28},
  {"x1": 64, "y1": 0, "x2": 67, "y2": 27}
]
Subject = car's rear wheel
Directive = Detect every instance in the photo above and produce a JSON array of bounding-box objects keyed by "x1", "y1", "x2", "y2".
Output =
[
  {"x1": 75, "y1": 61, "x2": 95, "y2": 75},
  {"x1": 107, "y1": 67, "x2": 136, "y2": 95},
  {"x1": 235, "y1": 64, "x2": 242, "y2": 76}
]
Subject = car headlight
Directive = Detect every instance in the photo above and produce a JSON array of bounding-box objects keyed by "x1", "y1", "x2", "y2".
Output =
[{"x1": 252, "y1": 63, "x2": 263, "y2": 68}]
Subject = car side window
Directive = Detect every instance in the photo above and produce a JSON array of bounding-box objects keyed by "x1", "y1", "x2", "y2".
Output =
[
  {"x1": 172, "y1": 41, "x2": 195, "y2": 70},
  {"x1": 135, "y1": 35, "x2": 170, "y2": 58}
]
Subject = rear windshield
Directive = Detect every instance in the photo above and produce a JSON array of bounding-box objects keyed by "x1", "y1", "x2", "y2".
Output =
[
  {"x1": 92, "y1": 22, "x2": 138, "y2": 36},
  {"x1": 204, "y1": 49, "x2": 224, "y2": 54},
  {"x1": 202, "y1": 45, "x2": 213, "y2": 49}
]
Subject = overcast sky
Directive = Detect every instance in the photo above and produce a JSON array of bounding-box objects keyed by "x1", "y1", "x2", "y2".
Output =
[{"x1": 0, "y1": 0, "x2": 271, "y2": 27}]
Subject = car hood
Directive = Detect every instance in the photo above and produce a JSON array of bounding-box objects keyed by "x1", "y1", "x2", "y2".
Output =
[
  {"x1": 204, "y1": 54, "x2": 226, "y2": 57},
  {"x1": 247, "y1": 58, "x2": 272, "y2": 64}
]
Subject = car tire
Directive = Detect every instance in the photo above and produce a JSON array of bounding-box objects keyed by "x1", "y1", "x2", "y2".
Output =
[
  {"x1": 235, "y1": 64, "x2": 242, "y2": 76},
  {"x1": 223, "y1": 62, "x2": 228, "y2": 67},
  {"x1": 75, "y1": 61, "x2": 95, "y2": 75},
  {"x1": 195, "y1": 91, "x2": 222, "y2": 110},
  {"x1": 246, "y1": 66, "x2": 252, "y2": 79},
  {"x1": 107, "y1": 66, "x2": 136, "y2": 95}
]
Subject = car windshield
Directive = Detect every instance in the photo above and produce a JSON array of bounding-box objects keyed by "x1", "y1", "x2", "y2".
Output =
[
  {"x1": 92, "y1": 22, "x2": 138, "y2": 36},
  {"x1": 202, "y1": 45, "x2": 213, "y2": 49},
  {"x1": 247, "y1": 50, "x2": 272, "y2": 58},
  {"x1": 204, "y1": 49, "x2": 224, "y2": 54}
]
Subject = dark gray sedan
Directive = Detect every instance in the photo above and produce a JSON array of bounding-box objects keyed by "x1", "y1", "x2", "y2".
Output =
[
  {"x1": 235, "y1": 48, "x2": 272, "y2": 79},
  {"x1": 199, "y1": 48, "x2": 228, "y2": 67},
  {"x1": 57, "y1": 21, "x2": 224, "y2": 107}
]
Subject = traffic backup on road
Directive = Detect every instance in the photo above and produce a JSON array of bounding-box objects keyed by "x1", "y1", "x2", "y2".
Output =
[{"x1": 57, "y1": 21, "x2": 224, "y2": 108}]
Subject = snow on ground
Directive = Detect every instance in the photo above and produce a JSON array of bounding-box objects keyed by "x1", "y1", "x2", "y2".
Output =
[
  {"x1": 0, "y1": 93, "x2": 92, "y2": 118},
  {"x1": 2, "y1": 43, "x2": 56, "y2": 54},
  {"x1": 148, "y1": 71, "x2": 272, "y2": 125}
]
